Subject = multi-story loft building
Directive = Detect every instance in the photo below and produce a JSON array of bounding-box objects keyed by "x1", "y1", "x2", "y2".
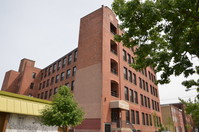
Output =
[
  {"x1": 1, "y1": 6, "x2": 162, "y2": 132},
  {"x1": 161, "y1": 103, "x2": 194, "y2": 132}
]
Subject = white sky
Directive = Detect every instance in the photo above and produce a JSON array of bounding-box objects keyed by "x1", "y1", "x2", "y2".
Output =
[{"x1": 0, "y1": 0, "x2": 197, "y2": 104}]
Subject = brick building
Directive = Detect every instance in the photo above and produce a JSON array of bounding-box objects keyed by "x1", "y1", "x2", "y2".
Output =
[
  {"x1": 161, "y1": 103, "x2": 194, "y2": 132},
  {"x1": 1, "y1": 6, "x2": 162, "y2": 132}
]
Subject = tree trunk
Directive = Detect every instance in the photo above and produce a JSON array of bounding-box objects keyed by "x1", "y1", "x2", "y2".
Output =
[{"x1": 62, "y1": 126, "x2": 68, "y2": 132}]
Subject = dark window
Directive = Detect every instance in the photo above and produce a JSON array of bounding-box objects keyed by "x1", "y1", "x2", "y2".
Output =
[
  {"x1": 49, "y1": 66, "x2": 52, "y2": 75},
  {"x1": 72, "y1": 66, "x2": 76, "y2": 76},
  {"x1": 126, "y1": 110, "x2": 130, "y2": 123},
  {"x1": 111, "y1": 108, "x2": 119, "y2": 122},
  {"x1": 125, "y1": 87, "x2": 129, "y2": 101},
  {"x1": 44, "y1": 91, "x2": 48, "y2": 99},
  {"x1": 110, "y1": 40, "x2": 117, "y2": 55},
  {"x1": 142, "y1": 112, "x2": 145, "y2": 125},
  {"x1": 127, "y1": 54, "x2": 131, "y2": 64},
  {"x1": 62, "y1": 57, "x2": 66, "y2": 68},
  {"x1": 68, "y1": 54, "x2": 72, "y2": 65},
  {"x1": 32, "y1": 72, "x2": 36, "y2": 78},
  {"x1": 41, "y1": 92, "x2": 44, "y2": 99},
  {"x1": 146, "y1": 114, "x2": 149, "y2": 125},
  {"x1": 142, "y1": 80, "x2": 145, "y2": 90},
  {"x1": 54, "y1": 87, "x2": 58, "y2": 94},
  {"x1": 147, "y1": 97, "x2": 151, "y2": 108},
  {"x1": 134, "y1": 91, "x2": 138, "y2": 104},
  {"x1": 133, "y1": 73, "x2": 137, "y2": 85},
  {"x1": 51, "y1": 77, "x2": 54, "y2": 85},
  {"x1": 140, "y1": 94, "x2": 144, "y2": 106},
  {"x1": 144, "y1": 68, "x2": 147, "y2": 77},
  {"x1": 139, "y1": 77, "x2": 142, "y2": 88},
  {"x1": 146, "y1": 82, "x2": 149, "y2": 92},
  {"x1": 44, "y1": 68, "x2": 47, "y2": 78},
  {"x1": 71, "y1": 81, "x2": 75, "y2": 91},
  {"x1": 30, "y1": 83, "x2": 34, "y2": 89},
  {"x1": 148, "y1": 71, "x2": 151, "y2": 80},
  {"x1": 110, "y1": 23, "x2": 117, "y2": 35},
  {"x1": 46, "y1": 79, "x2": 49, "y2": 87},
  {"x1": 123, "y1": 50, "x2": 127, "y2": 61},
  {"x1": 152, "y1": 100, "x2": 154, "y2": 110},
  {"x1": 111, "y1": 59, "x2": 118, "y2": 75},
  {"x1": 39, "y1": 83, "x2": 42, "y2": 90},
  {"x1": 41, "y1": 73, "x2": 43, "y2": 80},
  {"x1": 131, "y1": 110, "x2": 135, "y2": 124},
  {"x1": 150, "y1": 85, "x2": 153, "y2": 95},
  {"x1": 57, "y1": 60, "x2": 61, "y2": 70},
  {"x1": 149, "y1": 115, "x2": 152, "y2": 126},
  {"x1": 55, "y1": 74, "x2": 60, "y2": 83},
  {"x1": 124, "y1": 67, "x2": 128, "y2": 80},
  {"x1": 66, "y1": 69, "x2": 71, "y2": 79},
  {"x1": 128, "y1": 70, "x2": 132, "y2": 82},
  {"x1": 144, "y1": 96, "x2": 147, "y2": 107},
  {"x1": 136, "y1": 111, "x2": 140, "y2": 124},
  {"x1": 42, "y1": 81, "x2": 46, "y2": 89},
  {"x1": 111, "y1": 81, "x2": 119, "y2": 97},
  {"x1": 74, "y1": 50, "x2": 78, "y2": 62},
  {"x1": 130, "y1": 89, "x2": 134, "y2": 103},
  {"x1": 61, "y1": 72, "x2": 65, "y2": 81},
  {"x1": 53, "y1": 63, "x2": 56, "y2": 73},
  {"x1": 49, "y1": 89, "x2": 52, "y2": 98}
]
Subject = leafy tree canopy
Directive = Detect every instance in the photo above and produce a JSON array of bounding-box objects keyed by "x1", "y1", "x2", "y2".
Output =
[
  {"x1": 112, "y1": 0, "x2": 199, "y2": 91},
  {"x1": 40, "y1": 86, "x2": 84, "y2": 132}
]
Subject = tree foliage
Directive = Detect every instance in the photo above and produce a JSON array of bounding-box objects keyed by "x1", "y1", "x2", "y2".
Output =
[
  {"x1": 40, "y1": 86, "x2": 84, "y2": 132},
  {"x1": 112, "y1": 0, "x2": 199, "y2": 91},
  {"x1": 180, "y1": 98, "x2": 199, "y2": 129}
]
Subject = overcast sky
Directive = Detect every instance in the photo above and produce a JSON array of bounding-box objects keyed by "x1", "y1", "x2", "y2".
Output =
[{"x1": 0, "y1": 0, "x2": 197, "y2": 104}]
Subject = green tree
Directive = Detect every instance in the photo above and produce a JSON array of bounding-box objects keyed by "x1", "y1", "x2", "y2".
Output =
[
  {"x1": 180, "y1": 98, "x2": 199, "y2": 129},
  {"x1": 40, "y1": 86, "x2": 84, "y2": 132},
  {"x1": 112, "y1": 0, "x2": 199, "y2": 91}
]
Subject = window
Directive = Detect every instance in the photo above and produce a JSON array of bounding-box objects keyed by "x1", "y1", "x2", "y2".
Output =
[
  {"x1": 46, "y1": 79, "x2": 49, "y2": 87},
  {"x1": 126, "y1": 110, "x2": 130, "y2": 123},
  {"x1": 142, "y1": 80, "x2": 145, "y2": 90},
  {"x1": 144, "y1": 68, "x2": 147, "y2": 77},
  {"x1": 125, "y1": 87, "x2": 129, "y2": 101},
  {"x1": 55, "y1": 74, "x2": 60, "y2": 83},
  {"x1": 49, "y1": 66, "x2": 52, "y2": 75},
  {"x1": 127, "y1": 54, "x2": 131, "y2": 64},
  {"x1": 32, "y1": 72, "x2": 36, "y2": 78},
  {"x1": 54, "y1": 87, "x2": 58, "y2": 94},
  {"x1": 44, "y1": 91, "x2": 48, "y2": 99},
  {"x1": 62, "y1": 57, "x2": 66, "y2": 67},
  {"x1": 72, "y1": 66, "x2": 76, "y2": 76},
  {"x1": 130, "y1": 89, "x2": 134, "y2": 102},
  {"x1": 30, "y1": 83, "x2": 34, "y2": 89},
  {"x1": 53, "y1": 63, "x2": 56, "y2": 73},
  {"x1": 140, "y1": 94, "x2": 144, "y2": 106},
  {"x1": 41, "y1": 73, "x2": 43, "y2": 80},
  {"x1": 110, "y1": 40, "x2": 117, "y2": 55},
  {"x1": 136, "y1": 111, "x2": 140, "y2": 124},
  {"x1": 144, "y1": 96, "x2": 147, "y2": 107},
  {"x1": 68, "y1": 54, "x2": 72, "y2": 65},
  {"x1": 74, "y1": 50, "x2": 78, "y2": 62},
  {"x1": 44, "y1": 68, "x2": 47, "y2": 78},
  {"x1": 57, "y1": 60, "x2": 61, "y2": 70},
  {"x1": 42, "y1": 81, "x2": 46, "y2": 89},
  {"x1": 51, "y1": 77, "x2": 54, "y2": 85},
  {"x1": 110, "y1": 23, "x2": 117, "y2": 35},
  {"x1": 131, "y1": 110, "x2": 135, "y2": 124},
  {"x1": 150, "y1": 85, "x2": 153, "y2": 95},
  {"x1": 147, "y1": 97, "x2": 151, "y2": 108},
  {"x1": 39, "y1": 83, "x2": 42, "y2": 90},
  {"x1": 148, "y1": 71, "x2": 151, "y2": 80},
  {"x1": 149, "y1": 115, "x2": 152, "y2": 126},
  {"x1": 132, "y1": 57, "x2": 135, "y2": 64},
  {"x1": 124, "y1": 67, "x2": 128, "y2": 80},
  {"x1": 146, "y1": 82, "x2": 149, "y2": 92},
  {"x1": 134, "y1": 91, "x2": 138, "y2": 104},
  {"x1": 49, "y1": 89, "x2": 52, "y2": 98},
  {"x1": 139, "y1": 77, "x2": 142, "y2": 88},
  {"x1": 111, "y1": 59, "x2": 118, "y2": 75},
  {"x1": 146, "y1": 114, "x2": 149, "y2": 125},
  {"x1": 142, "y1": 112, "x2": 145, "y2": 125},
  {"x1": 41, "y1": 92, "x2": 44, "y2": 99},
  {"x1": 111, "y1": 81, "x2": 119, "y2": 97},
  {"x1": 65, "y1": 83, "x2": 70, "y2": 87},
  {"x1": 61, "y1": 72, "x2": 65, "y2": 81},
  {"x1": 123, "y1": 50, "x2": 127, "y2": 61},
  {"x1": 71, "y1": 81, "x2": 75, "y2": 91},
  {"x1": 152, "y1": 100, "x2": 154, "y2": 110},
  {"x1": 111, "y1": 109, "x2": 119, "y2": 122},
  {"x1": 66, "y1": 69, "x2": 71, "y2": 79},
  {"x1": 133, "y1": 73, "x2": 137, "y2": 85},
  {"x1": 128, "y1": 70, "x2": 132, "y2": 82}
]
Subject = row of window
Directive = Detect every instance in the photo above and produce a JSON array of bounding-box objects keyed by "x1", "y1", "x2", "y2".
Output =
[
  {"x1": 124, "y1": 87, "x2": 138, "y2": 104},
  {"x1": 139, "y1": 77, "x2": 149, "y2": 92},
  {"x1": 40, "y1": 50, "x2": 78, "y2": 80},
  {"x1": 126, "y1": 110, "x2": 161, "y2": 126},
  {"x1": 140, "y1": 94, "x2": 151, "y2": 109},
  {"x1": 38, "y1": 81, "x2": 75, "y2": 99},
  {"x1": 39, "y1": 67, "x2": 76, "y2": 90},
  {"x1": 123, "y1": 67, "x2": 137, "y2": 85},
  {"x1": 148, "y1": 71, "x2": 156, "y2": 83},
  {"x1": 150, "y1": 85, "x2": 158, "y2": 97},
  {"x1": 152, "y1": 100, "x2": 160, "y2": 112}
]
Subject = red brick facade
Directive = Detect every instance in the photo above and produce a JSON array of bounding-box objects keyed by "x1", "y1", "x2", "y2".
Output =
[{"x1": 1, "y1": 6, "x2": 162, "y2": 132}]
